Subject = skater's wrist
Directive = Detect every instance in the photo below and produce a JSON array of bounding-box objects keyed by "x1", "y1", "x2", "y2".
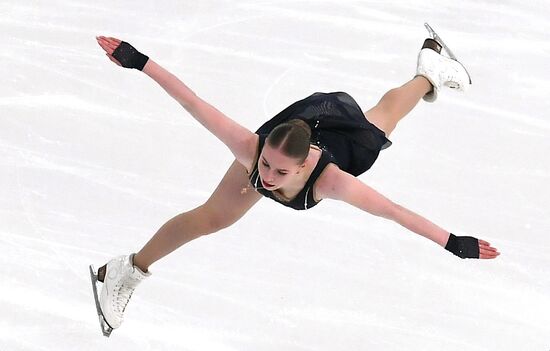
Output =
[
  {"x1": 112, "y1": 41, "x2": 149, "y2": 71},
  {"x1": 444, "y1": 233, "x2": 480, "y2": 259}
]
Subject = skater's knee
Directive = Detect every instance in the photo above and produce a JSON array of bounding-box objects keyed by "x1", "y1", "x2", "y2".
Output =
[
  {"x1": 198, "y1": 203, "x2": 238, "y2": 234},
  {"x1": 365, "y1": 105, "x2": 395, "y2": 137}
]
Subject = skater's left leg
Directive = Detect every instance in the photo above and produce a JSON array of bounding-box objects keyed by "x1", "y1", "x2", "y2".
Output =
[{"x1": 364, "y1": 76, "x2": 432, "y2": 137}]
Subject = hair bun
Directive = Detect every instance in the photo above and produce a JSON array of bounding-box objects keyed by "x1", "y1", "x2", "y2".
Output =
[{"x1": 287, "y1": 119, "x2": 312, "y2": 139}]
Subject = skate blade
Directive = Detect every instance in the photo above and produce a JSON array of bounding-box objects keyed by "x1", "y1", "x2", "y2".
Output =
[
  {"x1": 424, "y1": 22, "x2": 472, "y2": 84},
  {"x1": 424, "y1": 22, "x2": 457, "y2": 60},
  {"x1": 89, "y1": 265, "x2": 114, "y2": 337}
]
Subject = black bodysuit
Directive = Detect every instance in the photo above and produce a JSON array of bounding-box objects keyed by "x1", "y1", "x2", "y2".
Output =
[{"x1": 249, "y1": 91, "x2": 392, "y2": 210}]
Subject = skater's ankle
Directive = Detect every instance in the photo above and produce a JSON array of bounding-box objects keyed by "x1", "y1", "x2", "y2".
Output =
[
  {"x1": 413, "y1": 75, "x2": 433, "y2": 94},
  {"x1": 132, "y1": 254, "x2": 149, "y2": 273}
]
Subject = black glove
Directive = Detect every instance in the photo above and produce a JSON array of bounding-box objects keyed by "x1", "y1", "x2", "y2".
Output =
[
  {"x1": 445, "y1": 233, "x2": 480, "y2": 259},
  {"x1": 112, "y1": 41, "x2": 149, "y2": 70}
]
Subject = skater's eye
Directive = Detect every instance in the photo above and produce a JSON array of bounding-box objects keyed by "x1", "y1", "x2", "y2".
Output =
[{"x1": 262, "y1": 159, "x2": 288, "y2": 175}]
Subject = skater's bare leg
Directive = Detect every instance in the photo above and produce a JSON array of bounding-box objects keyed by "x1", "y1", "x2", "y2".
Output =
[
  {"x1": 133, "y1": 160, "x2": 261, "y2": 272},
  {"x1": 133, "y1": 207, "x2": 215, "y2": 272},
  {"x1": 365, "y1": 76, "x2": 432, "y2": 137}
]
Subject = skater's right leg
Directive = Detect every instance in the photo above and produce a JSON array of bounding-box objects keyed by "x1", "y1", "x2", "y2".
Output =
[
  {"x1": 95, "y1": 159, "x2": 261, "y2": 332},
  {"x1": 131, "y1": 206, "x2": 219, "y2": 272},
  {"x1": 133, "y1": 159, "x2": 262, "y2": 272}
]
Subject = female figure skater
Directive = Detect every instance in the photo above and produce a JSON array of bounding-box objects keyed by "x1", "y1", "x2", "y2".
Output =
[{"x1": 91, "y1": 31, "x2": 500, "y2": 335}]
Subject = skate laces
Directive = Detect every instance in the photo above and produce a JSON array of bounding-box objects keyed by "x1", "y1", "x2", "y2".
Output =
[{"x1": 111, "y1": 269, "x2": 143, "y2": 316}]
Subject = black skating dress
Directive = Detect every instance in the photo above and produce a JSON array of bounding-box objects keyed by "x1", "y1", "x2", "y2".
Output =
[{"x1": 248, "y1": 91, "x2": 391, "y2": 210}]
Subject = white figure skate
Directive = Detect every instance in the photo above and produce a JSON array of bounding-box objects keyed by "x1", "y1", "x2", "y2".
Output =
[
  {"x1": 89, "y1": 254, "x2": 150, "y2": 337},
  {"x1": 416, "y1": 23, "x2": 472, "y2": 102}
]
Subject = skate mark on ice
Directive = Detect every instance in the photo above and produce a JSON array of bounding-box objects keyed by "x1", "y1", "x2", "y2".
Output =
[{"x1": 262, "y1": 65, "x2": 296, "y2": 119}]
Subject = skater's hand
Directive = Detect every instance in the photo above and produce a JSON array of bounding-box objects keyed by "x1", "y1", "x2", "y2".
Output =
[
  {"x1": 95, "y1": 36, "x2": 149, "y2": 70},
  {"x1": 477, "y1": 238, "x2": 500, "y2": 259},
  {"x1": 445, "y1": 233, "x2": 500, "y2": 259},
  {"x1": 96, "y1": 36, "x2": 123, "y2": 66}
]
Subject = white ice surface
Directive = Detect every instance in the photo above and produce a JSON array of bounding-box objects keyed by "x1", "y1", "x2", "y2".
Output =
[{"x1": 1, "y1": 0, "x2": 549, "y2": 350}]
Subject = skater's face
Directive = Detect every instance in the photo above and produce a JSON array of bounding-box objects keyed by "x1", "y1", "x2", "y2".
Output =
[{"x1": 258, "y1": 143, "x2": 306, "y2": 190}]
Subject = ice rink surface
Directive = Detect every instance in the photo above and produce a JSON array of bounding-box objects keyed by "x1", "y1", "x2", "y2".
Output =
[{"x1": 1, "y1": 0, "x2": 549, "y2": 350}]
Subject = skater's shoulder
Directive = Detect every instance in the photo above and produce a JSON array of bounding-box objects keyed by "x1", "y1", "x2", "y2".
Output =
[
  {"x1": 312, "y1": 162, "x2": 342, "y2": 201},
  {"x1": 243, "y1": 133, "x2": 262, "y2": 174}
]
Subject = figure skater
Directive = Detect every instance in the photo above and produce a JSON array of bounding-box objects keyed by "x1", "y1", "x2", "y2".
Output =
[{"x1": 91, "y1": 29, "x2": 500, "y2": 335}]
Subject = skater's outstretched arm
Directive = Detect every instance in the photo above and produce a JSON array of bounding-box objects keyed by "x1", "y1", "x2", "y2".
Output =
[
  {"x1": 317, "y1": 166, "x2": 500, "y2": 259},
  {"x1": 95, "y1": 36, "x2": 258, "y2": 170}
]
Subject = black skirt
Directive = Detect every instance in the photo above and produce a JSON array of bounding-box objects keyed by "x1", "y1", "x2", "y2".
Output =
[{"x1": 255, "y1": 92, "x2": 392, "y2": 176}]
